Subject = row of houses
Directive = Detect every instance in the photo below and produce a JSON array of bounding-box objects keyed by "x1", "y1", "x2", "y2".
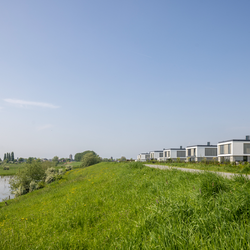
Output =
[{"x1": 137, "y1": 135, "x2": 250, "y2": 163}]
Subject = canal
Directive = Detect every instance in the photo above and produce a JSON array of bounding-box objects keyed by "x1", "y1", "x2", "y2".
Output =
[{"x1": 0, "y1": 176, "x2": 15, "y2": 202}]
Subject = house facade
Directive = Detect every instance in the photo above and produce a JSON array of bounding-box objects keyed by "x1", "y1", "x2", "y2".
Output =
[
  {"x1": 163, "y1": 146, "x2": 186, "y2": 161},
  {"x1": 186, "y1": 142, "x2": 217, "y2": 162},
  {"x1": 150, "y1": 151, "x2": 163, "y2": 160},
  {"x1": 137, "y1": 153, "x2": 150, "y2": 162},
  {"x1": 217, "y1": 136, "x2": 250, "y2": 163}
]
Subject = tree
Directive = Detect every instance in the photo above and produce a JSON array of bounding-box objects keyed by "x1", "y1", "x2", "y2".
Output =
[
  {"x1": 27, "y1": 157, "x2": 33, "y2": 164},
  {"x1": 81, "y1": 152, "x2": 100, "y2": 167},
  {"x1": 52, "y1": 156, "x2": 59, "y2": 166},
  {"x1": 18, "y1": 158, "x2": 24, "y2": 163},
  {"x1": 75, "y1": 151, "x2": 97, "y2": 162},
  {"x1": 120, "y1": 156, "x2": 127, "y2": 162},
  {"x1": 11, "y1": 152, "x2": 14, "y2": 161},
  {"x1": 4, "y1": 153, "x2": 6, "y2": 161}
]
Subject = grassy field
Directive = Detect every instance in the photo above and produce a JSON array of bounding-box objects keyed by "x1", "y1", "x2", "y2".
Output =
[
  {"x1": 1, "y1": 162, "x2": 250, "y2": 249},
  {"x1": 0, "y1": 163, "x2": 26, "y2": 176},
  {"x1": 0, "y1": 161, "x2": 81, "y2": 176},
  {"x1": 148, "y1": 161, "x2": 250, "y2": 174}
]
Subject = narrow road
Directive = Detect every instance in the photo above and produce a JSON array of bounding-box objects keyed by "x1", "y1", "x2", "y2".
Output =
[{"x1": 145, "y1": 164, "x2": 250, "y2": 179}]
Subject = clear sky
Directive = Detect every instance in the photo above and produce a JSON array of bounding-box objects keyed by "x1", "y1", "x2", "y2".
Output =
[{"x1": 1, "y1": 0, "x2": 250, "y2": 159}]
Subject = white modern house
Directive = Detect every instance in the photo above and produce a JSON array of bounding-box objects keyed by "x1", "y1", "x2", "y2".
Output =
[
  {"x1": 163, "y1": 146, "x2": 186, "y2": 161},
  {"x1": 186, "y1": 142, "x2": 217, "y2": 162},
  {"x1": 217, "y1": 136, "x2": 250, "y2": 163},
  {"x1": 137, "y1": 153, "x2": 150, "y2": 162},
  {"x1": 150, "y1": 150, "x2": 163, "y2": 160}
]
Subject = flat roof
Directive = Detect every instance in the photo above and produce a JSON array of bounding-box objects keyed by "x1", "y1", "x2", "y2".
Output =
[
  {"x1": 218, "y1": 139, "x2": 250, "y2": 143},
  {"x1": 186, "y1": 145, "x2": 217, "y2": 148},
  {"x1": 150, "y1": 150, "x2": 163, "y2": 153},
  {"x1": 164, "y1": 148, "x2": 186, "y2": 150}
]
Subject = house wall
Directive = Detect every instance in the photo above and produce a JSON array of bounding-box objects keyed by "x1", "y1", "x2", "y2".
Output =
[
  {"x1": 218, "y1": 141, "x2": 250, "y2": 162},
  {"x1": 186, "y1": 146, "x2": 217, "y2": 161}
]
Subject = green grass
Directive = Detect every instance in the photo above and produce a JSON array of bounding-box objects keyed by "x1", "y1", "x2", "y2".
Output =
[
  {"x1": 1, "y1": 162, "x2": 250, "y2": 249},
  {"x1": 0, "y1": 163, "x2": 26, "y2": 176},
  {"x1": 148, "y1": 161, "x2": 250, "y2": 175},
  {"x1": 0, "y1": 162, "x2": 81, "y2": 176}
]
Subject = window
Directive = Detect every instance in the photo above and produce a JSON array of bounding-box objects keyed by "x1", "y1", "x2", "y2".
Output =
[
  {"x1": 228, "y1": 144, "x2": 231, "y2": 154},
  {"x1": 168, "y1": 151, "x2": 170, "y2": 157},
  {"x1": 159, "y1": 153, "x2": 163, "y2": 157},
  {"x1": 177, "y1": 151, "x2": 185, "y2": 157},
  {"x1": 220, "y1": 145, "x2": 224, "y2": 154},
  {"x1": 193, "y1": 148, "x2": 196, "y2": 156},
  {"x1": 164, "y1": 152, "x2": 167, "y2": 157},
  {"x1": 187, "y1": 149, "x2": 191, "y2": 156},
  {"x1": 244, "y1": 143, "x2": 250, "y2": 154},
  {"x1": 205, "y1": 148, "x2": 217, "y2": 156}
]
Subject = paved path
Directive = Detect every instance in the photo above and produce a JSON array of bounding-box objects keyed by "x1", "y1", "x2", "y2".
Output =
[{"x1": 145, "y1": 164, "x2": 250, "y2": 179}]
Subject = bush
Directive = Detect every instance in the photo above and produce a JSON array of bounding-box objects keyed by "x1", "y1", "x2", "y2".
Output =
[
  {"x1": 58, "y1": 169, "x2": 64, "y2": 175},
  {"x1": 3, "y1": 166, "x2": 9, "y2": 170},
  {"x1": 10, "y1": 161, "x2": 51, "y2": 194},
  {"x1": 45, "y1": 174, "x2": 55, "y2": 184},
  {"x1": 66, "y1": 166, "x2": 72, "y2": 171},
  {"x1": 29, "y1": 181, "x2": 38, "y2": 192},
  {"x1": 36, "y1": 181, "x2": 45, "y2": 189},
  {"x1": 45, "y1": 167, "x2": 56, "y2": 175},
  {"x1": 14, "y1": 185, "x2": 27, "y2": 197},
  {"x1": 81, "y1": 152, "x2": 101, "y2": 167}
]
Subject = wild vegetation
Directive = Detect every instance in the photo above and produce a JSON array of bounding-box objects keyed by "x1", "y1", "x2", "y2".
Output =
[
  {"x1": 74, "y1": 150, "x2": 98, "y2": 162},
  {"x1": 1, "y1": 162, "x2": 250, "y2": 249}
]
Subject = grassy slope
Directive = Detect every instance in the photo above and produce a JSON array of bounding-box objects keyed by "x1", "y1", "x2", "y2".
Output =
[{"x1": 1, "y1": 162, "x2": 250, "y2": 249}]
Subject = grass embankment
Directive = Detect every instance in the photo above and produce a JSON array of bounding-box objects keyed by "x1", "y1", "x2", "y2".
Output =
[
  {"x1": 1, "y1": 162, "x2": 250, "y2": 249},
  {"x1": 148, "y1": 161, "x2": 250, "y2": 174}
]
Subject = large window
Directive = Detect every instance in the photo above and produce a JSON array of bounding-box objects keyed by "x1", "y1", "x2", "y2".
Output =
[
  {"x1": 205, "y1": 148, "x2": 217, "y2": 156},
  {"x1": 220, "y1": 145, "x2": 224, "y2": 154},
  {"x1": 244, "y1": 143, "x2": 250, "y2": 154},
  {"x1": 177, "y1": 151, "x2": 185, "y2": 157},
  {"x1": 159, "y1": 153, "x2": 163, "y2": 157},
  {"x1": 187, "y1": 149, "x2": 191, "y2": 156}
]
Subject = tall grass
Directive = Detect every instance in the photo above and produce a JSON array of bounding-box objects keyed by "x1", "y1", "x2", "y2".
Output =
[{"x1": 0, "y1": 162, "x2": 250, "y2": 249}]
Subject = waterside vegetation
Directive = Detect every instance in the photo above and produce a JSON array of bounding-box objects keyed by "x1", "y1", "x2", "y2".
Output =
[{"x1": 1, "y1": 162, "x2": 250, "y2": 249}]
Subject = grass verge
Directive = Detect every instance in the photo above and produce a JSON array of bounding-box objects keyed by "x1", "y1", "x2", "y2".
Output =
[{"x1": 0, "y1": 162, "x2": 250, "y2": 249}]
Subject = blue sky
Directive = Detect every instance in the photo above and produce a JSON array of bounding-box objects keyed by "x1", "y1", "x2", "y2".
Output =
[{"x1": 1, "y1": 0, "x2": 250, "y2": 159}]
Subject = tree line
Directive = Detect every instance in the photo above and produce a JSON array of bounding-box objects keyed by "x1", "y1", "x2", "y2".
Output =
[{"x1": 3, "y1": 152, "x2": 14, "y2": 162}]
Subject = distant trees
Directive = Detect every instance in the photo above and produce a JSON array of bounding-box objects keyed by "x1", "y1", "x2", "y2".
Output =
[
  {"x1": 75, "y1": 151, "x2": 97, "y2": 162},
  {"x1": 18, "y1": 158, "x2": 24, "y2": 163},
  {"x1": 26, "y1": 157, "x2": 33, "y2": 164},
  {"x1": 3, "y1": 152, "x2": 14, "y2": 162},
  {"x1": 120, "y1": 156, "x2": 127, "y2": 162},
  {"x1": 52, "y1": 156, "x2": 59, "y2": 166},
  {"x1": 11, "y1": 152, "x2": 14, "y2": 161}
]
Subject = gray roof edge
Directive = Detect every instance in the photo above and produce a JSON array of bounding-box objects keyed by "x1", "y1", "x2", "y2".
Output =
[
  {"x1": 186, "y1": 145, "x2": 217, "y2": 148},
  {"x1": 218, "y1": 139, "x2": 250, "y2": 143}
]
